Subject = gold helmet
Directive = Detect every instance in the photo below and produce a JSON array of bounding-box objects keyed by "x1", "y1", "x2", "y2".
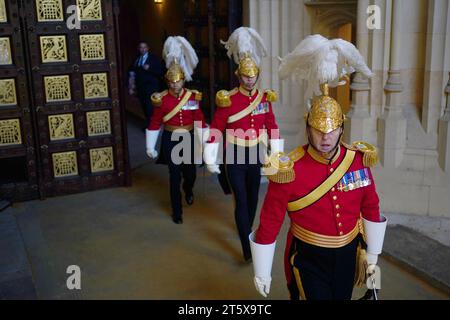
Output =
[
  {"x1": 306, "y1": 84, "x2": 344, "y2": 134},
  {"x1": 162, "y1": 36, "x2": 199, "y2": 83},
  {"x1": 221, "y1": 27, "x2": 267, "y2": 79},
  {"x1": 279, "y1": 34, "x2": 373, "y2": 134},
  {"x1": 165, "y1": 60, "x2": 185, "y2": 83},
  {"x1": 236, "y1": 52, "x2": 259, "y2": 78}
]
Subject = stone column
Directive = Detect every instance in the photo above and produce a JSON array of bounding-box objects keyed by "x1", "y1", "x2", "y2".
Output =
[
  {"x1": 438, "y1": 73, "x2": 450, "y2": 172},
  {"x1": 422, "y1": 0, "x2": 449, "y2": 134},
  {"x1": 245, "y1": 0, "x2": 305, "y2": 150},
  {"x1": 378, "y1": 0, "x2": 407, "y2": 168},
  {"x1": 344, "y1": 0, "x2": 371, "y2": 144}
]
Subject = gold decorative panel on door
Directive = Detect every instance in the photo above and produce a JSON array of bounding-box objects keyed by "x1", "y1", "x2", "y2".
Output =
[
  {"x1": 79, "y1": 34, "x2": 105, "y2": 61},
  {"x1": 0, "y1": 79, "x2": 17, "y2": 105},
  {"x1": 0, "y1": 119, "x2": 22, "y2": 146},
  {"x1": 77, "y1": 0, "x2": 102, "y2": 21},
  {"x1": 36, "y1": 0, "x2": 64, "y2": 22},
  {"x1": 0, "y1": 37, "x2": 12, "y2": 65},
  {"x1": 40, "y1": 35, "x2": 68, "y2": 63},
  {"x1": 0, "y1": 1, "x2": 7, "y2": 23},
  {"x1": 83, "y1": 72, "x2": 109, "y2": 99}
]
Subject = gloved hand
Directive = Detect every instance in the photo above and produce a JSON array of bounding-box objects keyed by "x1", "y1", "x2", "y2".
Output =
[
  {"x1": 206, "y1": 164, "x2": 220, "y2": 174},
  {"x1": 254, "y1": 276, "x2": 271, "y2": 298},
  {"x1": 146, "y1": 129, "x2": 160, "y2": 160},
  {"x1": 366, "y1": 252, "x2": 378, "y2": 275},
  {"x1": 203, "y1": 142, "x2": 220, "y2": 174},
  {"x1": 249, "y1": 231, "x2": 276, "y2": 299},
  {"x1": 363, "y1": 216, "x2": 387, "y2": 278},
  {"x1": 146, "y1": 149, "x2": 158, "y2": 159}
]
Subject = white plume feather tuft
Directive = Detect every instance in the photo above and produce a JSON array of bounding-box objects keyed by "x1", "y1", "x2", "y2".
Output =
[
  {"x1": 163, "y1": 36, "x2": 199, "y2": 82},
  {"x1": 220, "y1": 27, "x2": 267, "y2": 66},
  {"x1": 278, "y1": 34, "x2": 373, "y2": 98}
]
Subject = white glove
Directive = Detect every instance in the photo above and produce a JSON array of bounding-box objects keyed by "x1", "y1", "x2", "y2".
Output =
[
  {"x1": 269, "y1": 139, "x2": 284, "y2": 155},
  {"x1": 249, "y1": 231, "x2": 276, "y2": 298},
  {"x1": 366, "y1": 252, "x2": 378, "y2": 265},
  {"x1": 367, "y1": 264, "x2": 377, "y2": 275},
  {"x1": 146, "y1": 149, "x2": 158, "y2": 159},
  {"x1": 363, "y1": 215, "x2": 387, "y2": 267},
  {"x1": 195, "y1": 126, "x2": 210, "y2": 144},
  {"x1": 203, "y1": 142, "x2": 220, "y2": 174},
  {"x1": 206, "y1": 164, "x2": 220, "y2": 174},
  {"x1": 254, "y1": 276, "x2": 272, "y2": 298},
  {"x1": 363, "y1": 216, "x2": 387, "y2": 278},
  {"x1": 366, "y1": 253, "x2": 378, "y2": 275},
  {"x1": 146, "y1": 129, "x2": 160, "y2": 159}
]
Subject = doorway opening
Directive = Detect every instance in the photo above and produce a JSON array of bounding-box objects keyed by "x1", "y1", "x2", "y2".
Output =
[
  {"x1": 118, "y1": 0, "x2": 243, "y2": 123},
  {"x1": 119, "y1": 0, "x2": 243, "y2": 168},
  {"x1": 307, "y1": 3, "x2": 357, "y2": 114}
]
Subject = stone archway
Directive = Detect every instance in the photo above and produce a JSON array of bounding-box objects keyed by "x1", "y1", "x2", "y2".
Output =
[{"x1": 308, "y1": 5, "x2": 357, "y2": 114}]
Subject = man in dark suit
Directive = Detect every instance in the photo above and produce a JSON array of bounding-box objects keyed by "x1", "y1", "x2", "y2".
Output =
[{"x1": 128, "y1": 42, "x2": 164, "y2": 128}]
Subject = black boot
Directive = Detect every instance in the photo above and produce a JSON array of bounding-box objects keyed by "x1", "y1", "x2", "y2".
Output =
[
  {"x1": 243, "y1": 248, "x2": 252, "y2": 263},
  {"x1": 185, "y1": 193, "x2": 194, "y2": 206},
  {"x1": 172, "y1": 214, "x2": 183, "y2": 224}
]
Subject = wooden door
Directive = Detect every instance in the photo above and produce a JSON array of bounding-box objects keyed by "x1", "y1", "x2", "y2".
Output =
[
  {"x1": 0, "y1": 0, "x2": 130, "y2": 201},
  {"x1": 0, "y1": 0, "x2": 39, "y2": 200},
  {"x1": 183, "y1": 0, "x2": 242, "y2": 121}
]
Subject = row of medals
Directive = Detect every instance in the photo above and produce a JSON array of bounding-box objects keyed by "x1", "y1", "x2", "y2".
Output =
[{"x1": 338, "y1": 168, "x2": 372, "y2": 192}]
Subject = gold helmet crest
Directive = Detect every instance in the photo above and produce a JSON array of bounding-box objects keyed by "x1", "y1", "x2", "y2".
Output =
[
  {"x1": 236, "y1": 53, "x2": 259, "y2": 78},
  {"x1": 165, "y1": 60, "x2": 185, "y2": 83},
  {"x1": 306, "y1": 84, "x2": 344, "y2": 134},
  {"x1": 221, "y1": 27, "x2": 267, "y2": 79},
  {"x1": 162, "y1": 36, "x2": 198, "y2": 83},
  {"x1": 278, "y1": 34, "x2": 373, "y2": 134}
]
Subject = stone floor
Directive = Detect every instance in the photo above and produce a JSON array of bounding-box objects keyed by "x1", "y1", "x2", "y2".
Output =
[{"x1": 0, "y1": 114, "x2": 449, "y2": 300}]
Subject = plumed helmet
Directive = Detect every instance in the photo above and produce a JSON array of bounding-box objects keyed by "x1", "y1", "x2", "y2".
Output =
[
  {"x1": 162, "y1": 36, "x2": 199, "y2": 82},
  {"x1": 221, "y1": 27, "x2": 267, "y2": 78},
  {"x1": 279, "y1": 34, "x2": 373, "y2": 134},
  {"x1": 237, "y1": 53, "x2": 259, "y2": 78},
  {"x1": 306, "y1": 84, "x2": 344, "y2": 133},
  {"x1": 165, "y1": 59, "x2": 185, "y2": 82}
]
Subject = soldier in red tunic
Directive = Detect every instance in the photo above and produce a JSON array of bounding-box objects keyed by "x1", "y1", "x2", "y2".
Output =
[
  {"x1": 249, "y1": 35, "x2": 387, "y2": 300},
  {"x1": 146, "y1": 36, "x2": 207, "y2": 224},
  {"x1": 204, "y1": 27, "x2": 284, "y2": 262}
]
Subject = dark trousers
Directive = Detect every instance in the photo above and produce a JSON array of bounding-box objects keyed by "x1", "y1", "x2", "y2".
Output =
[
  {"x1": 162, "y1": 130, "x2": 196, "y2": 219},
  {"x1": 225, "y1": 144, "x2": 263, "y2": 260},
  {"x1": 288, "y1": 236, "x2": 360, "y2": 300},
  {"x1": 138, "y1": 89, "x2": 153, "y2": 127}
]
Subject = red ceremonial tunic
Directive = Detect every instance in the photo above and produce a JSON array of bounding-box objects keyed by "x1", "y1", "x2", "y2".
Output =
[
  {"x1": 148, "y1": 88, "x2": 206, "y2": 130},
  {"x1": 255, "y1": 143, "x2": 380, "y2": 284},
  {"x1": 208, "y1": 86, "x2": 279, "y2": 144}
]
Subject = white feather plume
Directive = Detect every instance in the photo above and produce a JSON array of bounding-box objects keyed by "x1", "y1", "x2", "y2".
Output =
[
  {"x1": 220, "y1": 27, "x2": 267, "y2": 66},
  {"x1": 278, "y1": 34, "x2": 373, "y2": 98},
  {"x1": 162, "y1": 36, "x2": 199, "y2": 82}
]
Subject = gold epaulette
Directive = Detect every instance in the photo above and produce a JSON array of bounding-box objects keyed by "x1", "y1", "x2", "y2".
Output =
[
  {"x1": 229, "y1": 87, "x2": 239, "y2": 95},
  {"x1": 266, "y1": 152, "x2": 296, "y2": 184},
  {"x1": 288, "y1": 146, "x2": 306, "y2": 163},
  {"x1": 191, "y1": 90, "x2": 202, "y2": 101},
  {"x1": 216, "y1": 90, "x2": 231, "y2": 108},
  {"x1": 349, "y1": 141, "x2": 379, "y2": 167},
  {"x1": 150, "y1": 90, "x2": 168, "y2": 107},
  {"x1": 264, "y1": 89, "x2": 278, "y2": 103}
]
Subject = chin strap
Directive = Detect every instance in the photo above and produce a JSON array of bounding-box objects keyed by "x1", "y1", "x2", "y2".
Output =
[
  {"x1": 306, "y1": 125, "x2": 342, "y2": 164},
  {"x1": 326, "y1": 128, "x2": 344, "y2": 165}
]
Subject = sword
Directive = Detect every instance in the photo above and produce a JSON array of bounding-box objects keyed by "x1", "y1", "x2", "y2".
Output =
[
  {"x1": 370, "y1": 274, "x2": 378, "y2": 300},
  {"x1": 358, "y1": 266, "x2": 381, "y2": 300}
]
